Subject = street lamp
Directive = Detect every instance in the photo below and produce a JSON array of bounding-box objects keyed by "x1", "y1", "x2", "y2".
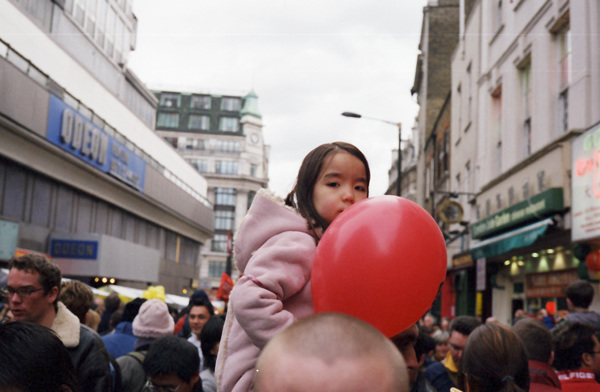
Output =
[{"x1": 341, "y1": 112, "x2": 403, "y2": 196}]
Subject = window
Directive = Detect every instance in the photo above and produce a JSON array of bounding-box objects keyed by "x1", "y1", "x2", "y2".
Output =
[
  {"x1": 191, "y1": 95, "x2": 211, "y2": 110},
  {"x1": 189, "y1": 159, "x2": 208, "y2": 172},
  {"x1": 219, "y1": 117, "x2": 239, "y2": 132},
  {"x1": 215, "y1": 188, "x2": 237, "y2": 206},
  {"x1": 559, "y1": 90, "x2": 568, "y2": 134},
  {"x1": 215, "y1": 161, "x2": 238, "y2": 174},
  {"x1": 179, "y1": 137, "x2": 205, "y2": 150},
  {"x1": 85, "y1": 0, "x2": 97, "y2": 37},
  {"x1": 247, "y1": 191, "x2": 256, "y2": 211},
  {"x1": 209, "y1": 260, "x2": 226, "y2": 278},
  {"x1": 221, "y1": 97, "x2": 241, "y2": 112},
  {"x1": 215, "y1": 210, "x2": 235, "y2": 231},
  {"x1": 492, "y1": 86, "x2": 502, "y2": 175},
  {"x1": 521, "y1": 63, "x2": 532, "y2": 157},
  {"x1": 558, "y1": 27, "x2": 571, "y2": 89},
  {"x1": 215, "y1": 140, "x2": 240, "y2": 153},
  {"x1": 250, "y1": 164, "x2": 257, "y2": 177},
  {"x1": 114, "y1": 16, "x2": 125, "y2": 64},
  {"x1": 211, "y1": 233, "x2": 228, "y2": 252},
  {"x1": 164, "y1": 137, "x2": 177, "y2": 148},
  {"x1": 105, "y1": 5, "x2": 116, "y2": 58},
  {"x1": 73, "y1": 0, "x2": 85, "y2": 25},
  {"x1": 96, "y1": 0, "x2": 107, "y2": 47},
  {"x1": 493, "y1": 0, "x2": 503, "y2": 33},
  {"x1": 188, "y1": 115, "x2": 210, "y2": 130},
  {"x1": 160, "y1": 93, "x2": 180, "y2": 108},
  {"x1": 157, "y1": 112, "x2": 179, "y2": 128}
]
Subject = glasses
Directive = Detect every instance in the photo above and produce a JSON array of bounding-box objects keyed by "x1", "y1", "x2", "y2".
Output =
[
  {"x1": 1, "y1": 286, "x2": 45, "y2": 299},
  {"x1": 143, "y1": 381, "x2": 181, "y2": 392}
]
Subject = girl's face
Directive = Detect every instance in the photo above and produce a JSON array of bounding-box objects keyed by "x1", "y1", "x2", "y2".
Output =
[
  {"x1": 435, "y1": 342, "x2": 449, "y2": 360},
  {"x1": 312, "y1": 151, "x2": 368, "y2": 226}
]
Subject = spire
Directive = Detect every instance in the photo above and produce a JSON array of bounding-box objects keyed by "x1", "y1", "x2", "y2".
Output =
[{"x1": 241, "y1": 90, "x2": 262, "y2": 119}]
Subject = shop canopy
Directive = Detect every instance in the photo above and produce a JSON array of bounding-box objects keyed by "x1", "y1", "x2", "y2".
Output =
[{"x1": 470, "y1": 218, "x2": 554, "y2": 260}]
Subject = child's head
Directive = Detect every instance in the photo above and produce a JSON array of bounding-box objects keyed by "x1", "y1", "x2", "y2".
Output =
[{"x1": 285, "y1": 142, "x2": 370, "y2": 231}]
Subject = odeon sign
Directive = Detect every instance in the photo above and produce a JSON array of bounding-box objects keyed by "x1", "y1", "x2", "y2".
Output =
[{"x1": 46, "y1": 94, "x2": 146, "y2": 191}]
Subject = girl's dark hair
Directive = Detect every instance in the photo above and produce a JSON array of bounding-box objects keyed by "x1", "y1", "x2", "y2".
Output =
[
  {"x1": 459, "y1": 323, "x2": 529, "y2": 392},
  {"x1": 200, "y1": 315, "x2": 225, "y2": 373},
  {"x1": 0, "y1": 321, "x2": 80, "y2": 392},
  {"x1": 285, "y1": 141, "x2": 370, "y2": 232}
]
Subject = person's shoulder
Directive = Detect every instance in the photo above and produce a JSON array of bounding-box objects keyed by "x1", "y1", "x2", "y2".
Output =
[{"x1": 423, "y1": 361, "x2": 447, "y2": 379}]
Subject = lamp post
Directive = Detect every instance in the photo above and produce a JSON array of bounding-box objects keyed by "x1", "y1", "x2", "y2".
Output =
[{"x1": 341, "y1": 112, "x2": 403, "y2": 196}]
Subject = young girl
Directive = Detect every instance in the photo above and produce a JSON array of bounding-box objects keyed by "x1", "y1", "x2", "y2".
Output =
[{"x1": 215, "y1": 141, "x2": 370, "y2": 392}]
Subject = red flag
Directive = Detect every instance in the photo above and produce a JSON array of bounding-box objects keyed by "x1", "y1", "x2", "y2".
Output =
[{"x1": 216, "y1": 273, "x2": 234, "y2": 301}]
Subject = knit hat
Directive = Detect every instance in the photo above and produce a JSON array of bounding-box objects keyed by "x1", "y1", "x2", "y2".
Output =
[{"x1": 132, "y1": 299, "x2": 174, "y2": 338}]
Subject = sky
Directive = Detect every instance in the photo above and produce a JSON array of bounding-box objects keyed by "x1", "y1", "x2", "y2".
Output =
[{"x1": 128, "y1": 0, "x2": 429, "y2": 198}]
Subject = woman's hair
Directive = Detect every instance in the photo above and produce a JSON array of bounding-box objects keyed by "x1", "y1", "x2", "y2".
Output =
[
  {"x1": 200, "y1": 315, "x2": 225, "y2": 372},
  {"x1": 0, "y1": 321, "x2": 80, "y2": 392},
  {"x1": 460, "y1": 323, "x2": 529, "y2": 392},
  {"x1": 285, "y1": 141, "x2": 370, "y2": 232}
]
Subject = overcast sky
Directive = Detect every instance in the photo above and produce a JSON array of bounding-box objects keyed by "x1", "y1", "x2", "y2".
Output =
[{"x1": 128, "y1": 0, "x2": 428, "y2": 198}]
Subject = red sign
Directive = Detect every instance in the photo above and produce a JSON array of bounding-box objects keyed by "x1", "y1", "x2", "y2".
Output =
[
  {"x1": 525, "y1": 269, "x2": 578, "y2": 298},
  {"x1": 216, "y1": 273, "x2": 234, "y2": 302}
]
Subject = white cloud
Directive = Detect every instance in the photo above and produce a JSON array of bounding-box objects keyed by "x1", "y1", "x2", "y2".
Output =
[{"x1": 129, "y1": 0, "x2": 427, "y2": 197}]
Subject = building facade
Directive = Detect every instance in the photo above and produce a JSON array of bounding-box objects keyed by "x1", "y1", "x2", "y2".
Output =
[
  {"x1": 0, "y1": 0, "x2": 214, "y2": 295},
  {"x1": 153, "y1": 89, "x2": 269, "y2": 289},
  {"x1": 450, "y1": 0, "x2": 600, "y2": 323}
]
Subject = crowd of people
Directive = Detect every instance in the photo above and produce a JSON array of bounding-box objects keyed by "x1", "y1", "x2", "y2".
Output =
[{"x1": 3, "y1": 142, "x2": 600, "y2": 392}]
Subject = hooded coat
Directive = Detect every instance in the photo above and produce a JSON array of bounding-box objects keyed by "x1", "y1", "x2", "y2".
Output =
[{"x1": 215, "y1": 189, "x2": 317, "y2": 392}]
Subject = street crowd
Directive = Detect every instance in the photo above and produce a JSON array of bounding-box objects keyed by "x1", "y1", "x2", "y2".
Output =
[{"x1": 2, "y1": 142, "x2": 600, "y2": 392}]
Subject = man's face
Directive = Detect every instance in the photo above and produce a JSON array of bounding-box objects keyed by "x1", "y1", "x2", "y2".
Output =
[
  {"x1": 585, "y1": 335, "x2": 600, "y2": 377},
  {"x1": 391, "y1": 324, "x2": 419, "y2": 386},
  {"x1": 6, "y1": 268, "x2": 56, "y2": 325},
  {"x1": 448, "y1": 330, "x2": 469, "y2": 368},
  {"x1": 150, "y1": 373, "x2": 199, "y2": 392},
  {"x1": 189, "y1": 305, "x2": 211, "y2": 337}
]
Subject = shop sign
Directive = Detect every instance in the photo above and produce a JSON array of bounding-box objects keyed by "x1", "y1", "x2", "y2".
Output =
[
  {"x1": 572, "y1": 123, "x2": 600, "y2": 242},
  {"x1": 452, "y1": 252, "x2": 473, "y2": 269},
  {"x1": 525, "y1": 269, "x2": 578, "y2": 298},
  {"x1": 50, "y1": 239, "x2": 99, "y2": 260},
  {"x1": 471, "y1": 188, "x2": 563, "y2": 239},
  {"x1": 46, "y1": 94, "x2": 146, "y2": 192}
]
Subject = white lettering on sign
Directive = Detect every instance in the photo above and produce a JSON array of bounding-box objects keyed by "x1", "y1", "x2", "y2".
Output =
[{"x1": 60, "y1": 108, "x2": 108, "y2": 166}]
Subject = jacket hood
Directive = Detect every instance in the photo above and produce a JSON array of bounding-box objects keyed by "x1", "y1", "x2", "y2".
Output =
[
  {"x1": 234, "y1": 189, "x2": 313, "y2": 273},
  {"x1": 567, "y1": 311, "x2": 600, "y2": 329}
]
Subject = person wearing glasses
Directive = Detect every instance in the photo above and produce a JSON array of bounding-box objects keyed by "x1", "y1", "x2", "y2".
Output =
[
  {"x1": 553, "y1": 322, "x2": 600, "y2": 391},
  {"x1": 4, "y1": 254, "x2": 113, "y2": 392},
  {"x1": 143, "y1": 335, "x2": 204, "y2": 392},
  {"x1": 423, "y1": 316, "x2": 481, "y2": 392}
]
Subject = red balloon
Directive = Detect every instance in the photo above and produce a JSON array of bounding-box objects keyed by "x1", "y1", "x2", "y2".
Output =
[
  {"x1": 545, "y1": 301, "x2": 556, "y2": 315},
  {"x1": 312, "y1": 196, "x2": 447, "y2": 338}
]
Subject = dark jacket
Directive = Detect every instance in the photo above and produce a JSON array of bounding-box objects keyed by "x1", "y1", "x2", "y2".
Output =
[
  {"x1": 53, "y1": 302, "x2": 114, "y2": 392},
  {"x1": 423, "y1": 362, "x2": 456, "y2": 392}
]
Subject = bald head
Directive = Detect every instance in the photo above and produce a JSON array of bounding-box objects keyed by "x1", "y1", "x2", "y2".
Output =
[{"x1": 254, "y1": 313, "x2": 408, "y2": 392}]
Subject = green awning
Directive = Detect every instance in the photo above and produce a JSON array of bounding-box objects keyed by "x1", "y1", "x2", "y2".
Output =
[{"x1": 470, "y1": 218, "x2": 554, "y2": 260}]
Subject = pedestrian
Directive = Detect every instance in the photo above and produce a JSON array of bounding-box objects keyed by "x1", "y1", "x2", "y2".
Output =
[
  {"x1": 553, "y1": 322, "x2": 600, "y2": 391},
  {"x1": 431, "y1": 329, "x2": 450, "y2": 362},
  {"x1": 254, "y1": 313, "x2": 408, "y2": 392},
  {"x1": 4, "y1": 254, "x2": 113, "y2": 392},
  {"x1": 116, "y1": 299, "x2": 175, "y2": 392},
  {"x1": 512, "y1": 317, "x2": 561, "y2": 392},
  {"x1": 216, "y1": 141, "x2": 370, "y2": 392},
  {"x1": 188, "y1": 296, "x2": 215, "y2": 371},
  {"x1": 200, "y1": 315, "x2": 225, "y2": 392},
  {"x1": 59, "y1": 280, "x2": 93, "y2": 324},
  {"x1": 554, "y1": 280, "x2": 600, "y2": 333},
  {"x1": 98, "y1": 292, "x2": 121, "y2": 335},
  {"x1": 424, "y1": 315, "x2": 481, "y2": 392},
  {"x1": 455, "y1": 323, "x2": 530, "y2": 392},
  {"x1": 102, "y1": 297, "x2": 146, "y2": 360},
  {"x1": 143, "y1": 335, "x2": 204, "y2": 392},
  {"x1": 0, "y1": 321, "x2": 80, "y2": 392}
]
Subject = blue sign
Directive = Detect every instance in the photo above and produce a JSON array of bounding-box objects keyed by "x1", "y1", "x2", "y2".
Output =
[
  {"x1": 50, "y1": 239, "x2": 99, "y2": 260},
  {"x1": 47, "y1": 94, "x2": 146, "y2": 191}
]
